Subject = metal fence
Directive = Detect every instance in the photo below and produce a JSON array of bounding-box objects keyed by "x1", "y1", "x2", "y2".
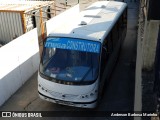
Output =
[{"x1": 0, "y1": 1, "x2": 72, "y2": 44}]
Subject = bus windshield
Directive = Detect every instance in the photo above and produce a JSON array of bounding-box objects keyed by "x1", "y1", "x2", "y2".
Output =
[{"x1": 40, "y1": 37, "x2": 101, "y2": 85}]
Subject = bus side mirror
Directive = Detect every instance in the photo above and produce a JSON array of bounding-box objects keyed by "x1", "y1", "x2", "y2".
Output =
[
  {"x1": 103, "y1": 46, "x2": 107, "y2": 52},
  {"x1": 103, "y1": 46, "x2": 111, "y2": 54}
]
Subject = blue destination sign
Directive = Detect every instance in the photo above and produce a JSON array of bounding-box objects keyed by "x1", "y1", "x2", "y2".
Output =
[{"x1": 45, "y1": 37, "x2": 101, "y2": 53}]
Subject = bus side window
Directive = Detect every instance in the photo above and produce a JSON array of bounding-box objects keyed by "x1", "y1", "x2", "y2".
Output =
[
  {"x1": 100, "y1": 45, "x2": 108, "y2": 77},
  {"x1": 106, "y1": 33, "x2": 112, "y2": 53},
  {"x1": 118, "y1": 16, "x2": 123, "y2": 38},
  {"x1": 123, "y1": 8, "x2": 127, "y2": 29},
  {"x1": 103, "y1": 33, "x2": 112, "y2": 53},
  {"x1": 111, "y1": 23, "x2": 119, "y2": 48}
]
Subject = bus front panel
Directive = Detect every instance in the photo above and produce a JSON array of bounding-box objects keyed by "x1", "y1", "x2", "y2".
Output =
[{"x1": 38, "y1": 37, "x2": 101, "y2": 108}]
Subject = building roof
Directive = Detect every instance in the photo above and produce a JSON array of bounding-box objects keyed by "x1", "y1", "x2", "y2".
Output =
[
  {"x1": 49, "y1": 1, "x2": 127, "y2": 43},
  {"x1": 0, "y1": 1, "x2": 53, "y2": 13}
]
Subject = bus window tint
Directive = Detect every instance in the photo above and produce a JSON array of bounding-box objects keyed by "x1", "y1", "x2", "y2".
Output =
[
  {"x1": 123, "y1": 8, "x2": 127, "y2": 29},
  {"x1": 101, "y1": 46, "x2": 107, "y2": 77},
  {"x1": 106, "y1": 33, "x2": 112, "y2": 53},
  {"x1": 112, "y1": 23, "x2": 119, "y2": 48},
  {"x1": 118, "y1": 16, "x2": 123, "y2": 37},
  {"x1": 40, "y1": 48, "x2": 100, "y2": 84},
  {"x1": 42, "y1": 48, "x2": 56, "y2": 65}
]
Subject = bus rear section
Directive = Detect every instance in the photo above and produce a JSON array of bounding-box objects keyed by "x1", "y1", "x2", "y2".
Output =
[{"x1": 38, "y1": 37, "x2": 101, "y2": 108}]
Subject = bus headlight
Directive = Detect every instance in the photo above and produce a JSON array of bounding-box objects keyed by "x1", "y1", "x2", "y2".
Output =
[
  {"x1": 80, "y1": 90, "x2": 97, "y2": 99},
  {"x1": 39, "y1": 84, "x2": 48, "y2": 93}
]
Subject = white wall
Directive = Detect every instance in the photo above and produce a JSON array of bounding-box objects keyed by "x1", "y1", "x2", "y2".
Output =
[
  {"x1": 0, "y1": 29, "x2": 40, "y2": 106},
  {"x1": 46, "y1": 4, "x2": 80, "y2": 35},
  {"x1": 0, "y1": 4, "x2": 80, "y2": 106}
]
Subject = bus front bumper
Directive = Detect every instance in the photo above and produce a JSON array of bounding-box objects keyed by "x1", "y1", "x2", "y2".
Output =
[{"x1": 38, "y1": 91, "x2": 97, "y2": 108}]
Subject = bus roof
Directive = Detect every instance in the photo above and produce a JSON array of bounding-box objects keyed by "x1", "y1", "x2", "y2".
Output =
[{"x1": 48, "y1": 1, "x2": 127, "y2": 43}]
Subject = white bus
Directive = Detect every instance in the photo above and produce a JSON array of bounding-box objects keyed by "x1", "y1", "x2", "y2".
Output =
[{"x1": 38, "y1": 1, "x2": 127, "y2": 108}]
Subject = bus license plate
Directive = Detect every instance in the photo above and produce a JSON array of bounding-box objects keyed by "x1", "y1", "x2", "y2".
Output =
[{"x1": 56, "y1": 100, "x2": 73, "y2": 105}]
